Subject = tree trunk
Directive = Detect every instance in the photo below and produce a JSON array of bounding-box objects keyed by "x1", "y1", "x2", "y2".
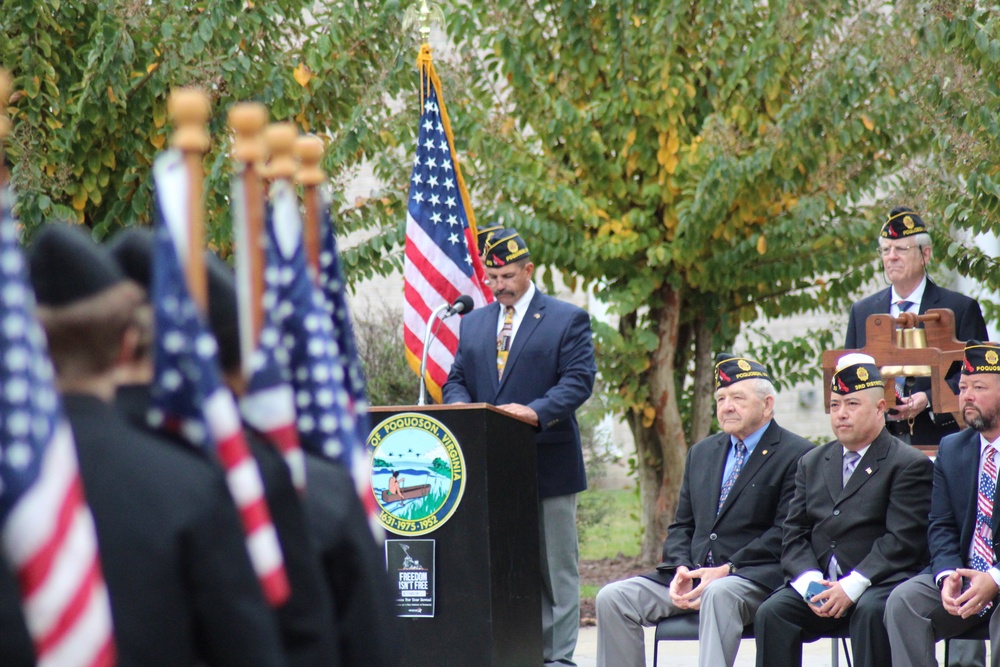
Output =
[
  {"x1": 689, "y1": 316, "x2": 715, "y2": 445},
  {"x1": 633, "y1": 283, "x2": 689, "y2": 564}
]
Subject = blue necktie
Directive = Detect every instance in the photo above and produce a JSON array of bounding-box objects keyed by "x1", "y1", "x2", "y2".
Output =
[{"x1": 718, "y1": 440, "x2": 747, "y2": 514}]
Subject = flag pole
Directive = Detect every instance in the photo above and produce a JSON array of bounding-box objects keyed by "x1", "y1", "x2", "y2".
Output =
[
  {"x1": 168, "y1": 88, "x2": 211, "y2": 313},
  {"x1": 228, "y1": 103, "x2": 268, "y2": 353},
  {"x1": 0, "y1": 69, "x2": 11, "y2": 195},
  {"x1": 294, "y1": 134, "x2": 324, "y2": 274}
]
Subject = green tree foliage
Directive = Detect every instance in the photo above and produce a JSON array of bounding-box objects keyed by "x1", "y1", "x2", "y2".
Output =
[
  {"x1": 0, "y1": 0, "x2": 412, "y2": 274},
  {"x1": 436, "y1": 0, "x2": 951, "y2": 561}
]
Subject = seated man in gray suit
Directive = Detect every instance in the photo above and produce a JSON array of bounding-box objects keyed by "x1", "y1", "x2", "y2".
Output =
[
  {"x1": 595, "y1": 354, "x2": 812, "y2": 667},
  {"x1": 754, "y1": 353, "x2": 933, "y2": 667}
]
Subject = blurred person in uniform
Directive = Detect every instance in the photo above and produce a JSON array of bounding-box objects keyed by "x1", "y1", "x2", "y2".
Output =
[{"x1": 28, "y1": 222, "x2": 285, "y2": 667}]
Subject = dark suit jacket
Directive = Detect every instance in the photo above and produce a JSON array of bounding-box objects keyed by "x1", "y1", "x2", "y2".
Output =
[
  {"x1": 66, "y1": 394, "x2": 285, "y2": 667},
  {"x1": 117, "y1": 384, "x2": 337, "y2": 667},
  {"x1": 844, "y1": 279, "x2": 987, "y2": 445},
  {"x1": 443, "y1": 289, "x2": 596, "y2": 498},
  {"x1": 642, "y1": 420, "x2": 813, "y2": 592},
  {"x1": 0, "y1": 560, "x2": 34, "y2": 666},
  {"x1": 927, "y1": 427, "x2": 996, "y2": 575},
  {"x1": 781, "y1": 428, "x2": 933, "y2": 585},
  {"x1": 303, "y1": 452, "x2": 403, "y2": 667}
]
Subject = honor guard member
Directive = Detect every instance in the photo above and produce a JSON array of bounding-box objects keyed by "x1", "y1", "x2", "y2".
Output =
[
  {"x1": 107, "y1": 228, "x2": 339, "y2": 667},
  {"x1": 444, "y1": 228, "x2": 597, "y2": 666},
  {"x1": 845, "y1": 207, "x2": 987, "y2": 446},
  {"x1": 885, "y1": 341, "x2": 1000, "y2": 666},
  {"x1": 28, "y1": 223, "x2": 285, "y2": 667},
  {"x1": 596, "y1": 354, "x2": 812, "y2": 667},
  {"x1": 196, "y1": 237, "x2": 403, "y2": 667},
  {"x1": 754, "y1": 353, "x2": 933, "y2": 667}
]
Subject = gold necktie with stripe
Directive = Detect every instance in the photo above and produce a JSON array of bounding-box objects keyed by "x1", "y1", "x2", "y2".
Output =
[{"x1": 496, "y1": 305, "x2": 514, "y2": 379}]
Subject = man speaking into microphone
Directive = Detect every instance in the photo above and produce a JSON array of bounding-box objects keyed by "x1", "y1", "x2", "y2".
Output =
[{"x1": 443, "y1": 228, "x2": 596, "y2": 666}]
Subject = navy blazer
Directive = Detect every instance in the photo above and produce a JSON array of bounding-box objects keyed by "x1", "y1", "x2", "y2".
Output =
[
  {"x1": 643, "y1": 420, "x2": 813, "y2": 593},
  {"x1": 844, "y1": 278, "x2": 987, "y2": 444},
  {"x1": 928, "y1": 427, "x2": 997, "y2": 575},
  {"x1": 443, "y1": 289, "x2": 596, "y2": 498}
]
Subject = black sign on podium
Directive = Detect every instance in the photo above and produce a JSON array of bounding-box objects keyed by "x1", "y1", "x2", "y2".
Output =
[{"x1": 368, "y1": 404, "x2": 542, "y2": 667}]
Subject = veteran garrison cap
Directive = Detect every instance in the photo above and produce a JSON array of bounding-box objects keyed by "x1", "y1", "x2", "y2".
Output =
[
  {"x1": 881, "y1": 206, "x2": 928, "y2": 240},
  {"x1": 108, "y1": 227, "x2": 155, "y2": 288},
  {"x1": 482, "y1": 228, "x2": 530, "y2": 268},
  {"x1": 476, "y1": 224, "x2": 505, "y2": 258},
  {"x1": 28, "y1": 223, "x2": 125, "y2": 306},
  {"x1": 714, "y1": 353, "x2": 772, "y2": 390},
  {"x1": 831, "y1": 353, "x2": 883, "y2": 395},
  {"x1": 961, "y1": 340, "x2": 1000, "y2": 375}
]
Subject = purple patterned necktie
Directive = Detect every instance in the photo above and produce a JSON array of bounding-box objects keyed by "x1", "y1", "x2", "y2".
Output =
[
  {"x1": 718, "y1": 440, "x2": 747, "y2": 514},
  {"x1": 496, "y1": 306, "x2": 514, "y2": 379}
]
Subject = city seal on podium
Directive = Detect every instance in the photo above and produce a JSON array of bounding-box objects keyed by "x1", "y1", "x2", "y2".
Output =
[{"x1": 367, "y1": 412, "x2": 467, "y2": 536}]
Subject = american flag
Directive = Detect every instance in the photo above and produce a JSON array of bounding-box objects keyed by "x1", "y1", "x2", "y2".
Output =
[
  {"x1": 148, "y1": 149, "x2": 290, "y2": 606},
  {"x1": 266, "y1": 180, "x2": 380, "y2": 533},
  {"x1": 403, "y1": 46, "x2": 493, "y2": 404},
  {"x1": 0, "y1": 188, "x2": 116, "y2": 667},
  {"x1": 232, "y1": 171, "x2": 306, "y2": 493}
]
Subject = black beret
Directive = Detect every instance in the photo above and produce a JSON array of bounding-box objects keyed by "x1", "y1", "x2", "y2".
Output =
[
  {"x1": 881, "y1": 206, "x2": 928, "y2": 240},
  {"x1": 961, "y1": 340, "x2": 1000, "y2": 375},
  {"x1": 482, "y1": 228, "x2": 530, "y2": 268},
  {"x1": 204, "y1": 253, "x2": 240, "y2": 373},
  {"x1": 107, "y1": 227, "x2": 154, "y2": 289},
  {"x1": 28, "y1": 223, "x2": 124, "y2": 306},
  {"x1": 831, "y1": 353, "x2": 883, "y2": 394},
  {"x1": 714, "y1": 353, "x2": 772, "y2": 389}
]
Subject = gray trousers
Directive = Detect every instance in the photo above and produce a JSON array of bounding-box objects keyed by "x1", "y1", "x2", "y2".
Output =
[
  {"x1": 540, "y1": 493, "x2": 579, "y2": 665},
  {"x1": 595, "y1": 573, "x2": 768, "y2": 667},
  {"x1": 885, "y1": 573, "x2": 998, "y2": 667}
]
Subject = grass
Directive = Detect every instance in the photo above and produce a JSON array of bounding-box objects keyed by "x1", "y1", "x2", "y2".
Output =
[{"x1": 578, "y1": 487, "x2": 643, "y2": 561}]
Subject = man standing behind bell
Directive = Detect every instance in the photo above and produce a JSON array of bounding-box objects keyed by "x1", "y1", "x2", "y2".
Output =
[{"x1": 845, "y1": 206, "x2": 987, "y2": 447}]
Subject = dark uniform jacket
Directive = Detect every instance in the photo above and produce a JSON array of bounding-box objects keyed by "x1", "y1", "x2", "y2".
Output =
[
  {"x1": 116, "y1": 384, "x2": 337, "y2": 667},
  {"x1": 781, "y1": 428, "x2": 933, "y2": 585},
  {"x1": 65, "y1": 393, "x2": 285, "y2": 667},
  {"x1": 0, "y1": 561, "x2": 34, "y2": 666},
  {"x1": 303, "y1": 451, "x2": 403, "y2": 667},
  {"x1": 643, "y1": 420, "x2": 813, "y2": 593}
]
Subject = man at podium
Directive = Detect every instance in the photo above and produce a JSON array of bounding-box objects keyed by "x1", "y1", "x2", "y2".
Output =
[
  {"x1": 845, "y1": 206, "x2": 987, "y2": 447},
  {"x1": 443, "y1": 228, "x2": 596, "y2": 667}
]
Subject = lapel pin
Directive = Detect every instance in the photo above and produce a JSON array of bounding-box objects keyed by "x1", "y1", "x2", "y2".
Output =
[
  {"x1": 534, "y1": 313, "x2": 541, "y2": 319},
  {"x1": 865, "y1": 467, "x2": 873, "y2": 475},
  {"x1": 761, "y1": 450, "x2": 768, "y2": 456}
]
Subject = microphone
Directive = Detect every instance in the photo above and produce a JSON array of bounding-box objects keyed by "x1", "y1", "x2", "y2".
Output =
[
  {"x1": 418, "y1": 295, "x2": 475, "y2": 406},
  {"x1": 445, "y1": 294, "x2": 474, "y2": 316}
]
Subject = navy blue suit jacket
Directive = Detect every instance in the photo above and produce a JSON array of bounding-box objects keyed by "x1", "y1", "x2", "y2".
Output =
[
  {"x1": 443, "y1": 289, "x2": 596, "y2": 498},
  {"x1": 928, "y1": 427, "x2": 997, "y2": 575},
  {"x1": 844, "y1": 278, "x2": 987, "y2": 444}
]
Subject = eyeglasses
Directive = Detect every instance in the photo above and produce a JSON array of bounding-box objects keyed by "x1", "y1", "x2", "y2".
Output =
[{"x1": 877, "y1": 244, "x2": 920, "y2": 258}]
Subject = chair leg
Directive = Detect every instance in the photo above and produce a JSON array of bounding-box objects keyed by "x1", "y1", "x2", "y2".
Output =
[
  {"x1": 842, "y1": 637, "x2": 852, "y2": 667},
  {"x1": 653, "y1": 636, "x2": 658, "y2": 667},
  {"x1": 943, "y1": 638, "x2": 949, "y2": 666},
  {"x1": 831, "y1": 636, "x2": 838, "y2": 665}
]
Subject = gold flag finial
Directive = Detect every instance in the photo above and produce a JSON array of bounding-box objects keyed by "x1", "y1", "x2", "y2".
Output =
[{"x1": 403, "y1": 0, "x2": 445, "y2": 44}]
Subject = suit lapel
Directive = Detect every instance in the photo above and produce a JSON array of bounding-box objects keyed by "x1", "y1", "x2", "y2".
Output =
[
  {"x1": 838, "y1": 432, "x2": 888, "y2": 502},
  {"x1": 497, "y1": 291, "x2": 545, "y2": 391},
  {"x1": 716, "y1": 422, "x2": 779, "y2": 520},
  {"x1": 708, "y1": 435, "x2": 730, "y2": 515},
  {"x1": 919, "y1": 279, "x2": 940, "y2": 315},
  {"x1": 824, "y1": 445, "x2": 843, "y2": 502},
  {"x1": 478, "y1": 302, "x2": 502, "y2": 394}
]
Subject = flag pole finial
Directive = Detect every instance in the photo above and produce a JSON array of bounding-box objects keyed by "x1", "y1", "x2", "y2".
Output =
[
  {"x1": 229, "y1": 102, "x2": 268, "y2": 166},
  {"x1": 265, "y1": 123, "x2": 299, "y2": 182},
  {"x1": 403, "y1": 0, "x2": 445, "y2": 45},
  {"x1": 168, "y1": 88, "x2": 211, "y2": 311},
  {"x1": 295, "y1": 135, "x2": 326, "y2": 273}
]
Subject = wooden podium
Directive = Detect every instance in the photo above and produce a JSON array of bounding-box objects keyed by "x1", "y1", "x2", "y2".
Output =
[{"x1": 369, "y1": 404, "x2": 543, "y2": 667}]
